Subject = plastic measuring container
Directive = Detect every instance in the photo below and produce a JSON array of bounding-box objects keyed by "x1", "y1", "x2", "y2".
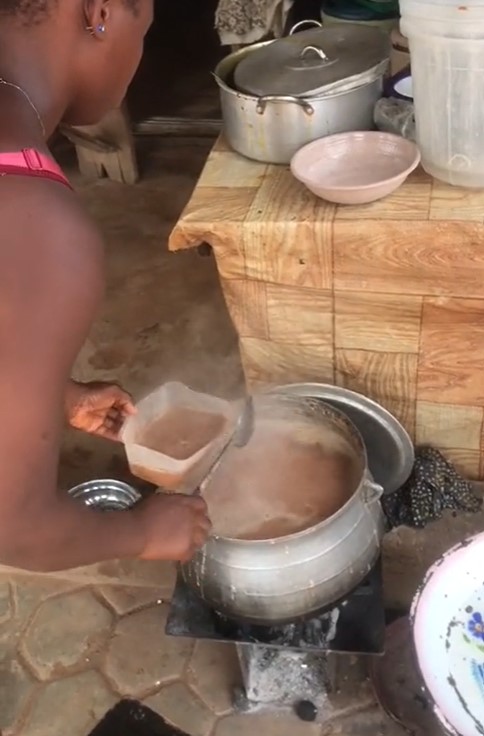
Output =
[
  {"x1": 400, "y1": 0, "x2": 484, "y2": 187},
  {"x1": 121, "y1": 382, "x2": 239, "y2": 493}
]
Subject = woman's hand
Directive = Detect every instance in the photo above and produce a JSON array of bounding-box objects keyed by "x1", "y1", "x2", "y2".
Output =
[
  {"x1": 65, "y1": 380, "x2": 136, "y2": 441},
  {"x1": 135, "y1": 493, "x2": 212, "y2": 562}
]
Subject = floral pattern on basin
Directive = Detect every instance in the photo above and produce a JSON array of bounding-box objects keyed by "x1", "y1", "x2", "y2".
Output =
[
  {"x1": 463, "y1": 613, "x2": 484, "y2": 701},
  {"x1": 412, "y1": 533, "x2": 484, "y2": 736},
  {"x1": 467, "y1": 612, "x2": 484, "y2": 641},
  {"x1": 471, "y1": 660, "x2": 484, "y2": 700}
]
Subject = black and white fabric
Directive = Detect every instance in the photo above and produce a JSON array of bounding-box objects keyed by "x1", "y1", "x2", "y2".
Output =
[
  {"x1": 382, "y1": 446, "x2": 482, "y2": 529},
  {"x1": 215, "y1": 0, "x2": 294, "y2": 45}
]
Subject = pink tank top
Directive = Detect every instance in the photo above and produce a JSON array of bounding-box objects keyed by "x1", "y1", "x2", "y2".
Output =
[{"x1": 0, "y1": 149, "x2": 72, "y2": 189}]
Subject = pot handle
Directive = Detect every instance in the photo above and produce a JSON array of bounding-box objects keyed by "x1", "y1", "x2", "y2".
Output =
[
  {"x1": 288, "y1": 19, "x2": 323, "y2": 35},
  {"x1": 256, "y1": 95, "x2": 314, "y2": 116},
  {"x1": 363, "y1": 478, "x2": 384, "y2": 505}
]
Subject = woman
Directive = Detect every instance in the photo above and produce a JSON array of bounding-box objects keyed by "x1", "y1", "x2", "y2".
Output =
[{"x1": 0, "y1": 0, "x2": 211, "y2": 571}]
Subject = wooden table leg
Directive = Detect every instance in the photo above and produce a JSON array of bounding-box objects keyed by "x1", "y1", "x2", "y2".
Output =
[{"x1": 61, "y1": 102, "x2": 138, "y2": 184}]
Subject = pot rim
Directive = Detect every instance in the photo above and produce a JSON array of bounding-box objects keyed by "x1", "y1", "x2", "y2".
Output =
[
  {"x1": 214, "y1": 43, "x2": 385, "y2": 104},
  {"x1": 214, "y1": 67, "x2": 384, "y2": 103},
  {"x1": 207, "y1": 398, "x2": 374, "y2": 547}
]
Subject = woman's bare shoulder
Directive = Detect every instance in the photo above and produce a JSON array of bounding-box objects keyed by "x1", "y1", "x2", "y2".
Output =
[{"x1": 0, "y1": 175, "x2": 104, "y2": 304}]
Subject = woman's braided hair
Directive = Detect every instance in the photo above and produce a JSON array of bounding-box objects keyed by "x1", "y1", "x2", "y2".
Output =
[
  {"x1": 0, "y1": 0, "x2": 50, "y2": 21},
  {"x1": 0, "y1": 0, "x2": 139, "y2": 23}
]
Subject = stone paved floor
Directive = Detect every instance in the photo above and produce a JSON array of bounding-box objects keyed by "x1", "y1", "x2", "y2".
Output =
[
  {"x1": 3, "y1": 496, "x2": 484, "y2": 736},
  {"x1": 0, "y1": 571, "x2": 411, "y2": 736},
  {"x1": 2, "y1": 504, "x2": 482, "y2": 735}
]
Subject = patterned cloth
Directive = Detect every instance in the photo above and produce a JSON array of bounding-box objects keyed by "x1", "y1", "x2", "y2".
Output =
[
  {"x1": 382, "y1": 446, "x2": 482, "y2": 529},
  {"x1": 215, "y1": 0, "x2": 294, "y2": 45}
]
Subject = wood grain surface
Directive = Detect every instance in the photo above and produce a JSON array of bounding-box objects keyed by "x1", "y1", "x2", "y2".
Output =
[
  {"x1": 335, "y1": 292, "x2": 422, "y2": 353},
  {"x1": 333, "y1": 221, "x2": 484, "y2": 298},
  {"x1": 416, "y1": 401, "x2": 483, "y2": 450},
  {"x1": 240, "y1": 337, "x2": 334, "y2": 388},
  {"x1": 266, "y1": 284, "x2": 333, "y2": 345},
  {"x1": 419, "y1": 297, "x2": 484, "y2": 405},
  {"x1": 430, "y1": 181, "x2": 484, "y2": 222},
  {"x1": 169, "y1": 137, "x2": 484, "y2": 478},
  {"x1": 335, "y1": 349, "x2": 417, "y2": 437},
  {"x1": 221, "y1": 279, "x2": 268, "y2": 339}
]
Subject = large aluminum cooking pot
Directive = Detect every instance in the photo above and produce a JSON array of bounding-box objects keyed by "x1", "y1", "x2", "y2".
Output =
[
  {"x1": 182, "y1": 393, "x2": 385, "y2": 625},
  {"x1": 214, "y1": 22, "x2": 388, "y2": 164}
]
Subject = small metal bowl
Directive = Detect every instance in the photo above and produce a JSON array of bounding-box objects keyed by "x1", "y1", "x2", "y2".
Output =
[{"x1": 67, "y1": 479, "x2": 141, "y2": 511}]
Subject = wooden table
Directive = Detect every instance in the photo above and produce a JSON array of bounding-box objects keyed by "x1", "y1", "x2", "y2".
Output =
[{"x1": 170, "y1": 136, "x2": 484, "y2": 480}]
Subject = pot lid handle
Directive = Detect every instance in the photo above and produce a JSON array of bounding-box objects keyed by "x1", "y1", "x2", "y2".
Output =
[
  {"x1": 289, "y1": 45, "x2": 336, "y2": 73},
  {"x1": 300, "y1": 45, "x2": 330, "y2": 63}
]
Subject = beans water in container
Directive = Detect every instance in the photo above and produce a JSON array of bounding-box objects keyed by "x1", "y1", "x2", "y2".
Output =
[
  {"x1": 121, "y1": 382, "x2": 238, "y2": 493},
  {"x1": 400, "y1": 0, "x2": 484, "y2": 187}
]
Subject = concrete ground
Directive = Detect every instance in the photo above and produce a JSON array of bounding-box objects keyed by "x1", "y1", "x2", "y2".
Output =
[{"x1": 1, "y1": 134, "x2": 484, "y2": 736}]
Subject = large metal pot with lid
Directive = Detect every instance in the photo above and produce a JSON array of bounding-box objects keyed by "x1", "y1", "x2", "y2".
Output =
[
  {"x1": 214, "y1": 21, "x2": 390, "y2": 164},
  {"x1": 181, "y1": 389, "x2": 402, "y2": 625}
]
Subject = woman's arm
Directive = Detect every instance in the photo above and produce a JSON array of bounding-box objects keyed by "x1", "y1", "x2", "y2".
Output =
[{"x1": 0, "y1": 178, "x2": 210, "y2": 571}]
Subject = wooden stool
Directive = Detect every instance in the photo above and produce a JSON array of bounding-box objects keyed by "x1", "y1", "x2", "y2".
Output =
[{"x1": 61, "y1": 103, "x2": 138, "y2": 184}]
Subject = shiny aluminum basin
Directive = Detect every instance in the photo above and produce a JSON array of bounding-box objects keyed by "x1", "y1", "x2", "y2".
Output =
[{"x1": 67, "y1": 479, "x2": 141, "y2": 510}]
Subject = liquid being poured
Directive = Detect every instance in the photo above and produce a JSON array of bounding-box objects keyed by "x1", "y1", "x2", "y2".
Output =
[{"x1": 202, "y1": 417, "x2": 361, "y2": 540}]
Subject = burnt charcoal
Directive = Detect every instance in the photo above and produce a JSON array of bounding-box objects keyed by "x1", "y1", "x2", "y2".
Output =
[
  {"x1": 88, "y1": 699, "x2": 188, "y2": 736},
  {"x1": 295, "y1": 700, "x2": 318, "y2": 721}
]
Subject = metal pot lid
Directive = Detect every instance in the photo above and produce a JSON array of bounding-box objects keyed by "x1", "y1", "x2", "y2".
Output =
[
  {"x1": 234, "y1": 24, "x2": 390, "y2": 98},
  {"x1": 270, "y1": 384, "x2": 414, "y2": 494}
]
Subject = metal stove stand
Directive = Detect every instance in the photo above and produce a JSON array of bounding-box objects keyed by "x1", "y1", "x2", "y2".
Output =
[{"x1": 166, "y1": 560, "x2": 385, "y2": 720}]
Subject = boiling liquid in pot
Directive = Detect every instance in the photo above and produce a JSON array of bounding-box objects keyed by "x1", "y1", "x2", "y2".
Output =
[{"x1": 202, "y1": 417, "x2": 361, "y2": 540}]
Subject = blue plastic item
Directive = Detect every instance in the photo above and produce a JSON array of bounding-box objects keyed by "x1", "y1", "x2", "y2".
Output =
[{"x1": 322, "y1": 0, "x2": 398, "y2": 20}]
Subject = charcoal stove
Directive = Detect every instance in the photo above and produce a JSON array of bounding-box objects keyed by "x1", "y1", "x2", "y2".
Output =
[
  {"x1": 163, "y1": 386, "x2": 412, "y2": 722},
  {"x1": 165, "y1": 559, "x2": 385, "y2": 721}
]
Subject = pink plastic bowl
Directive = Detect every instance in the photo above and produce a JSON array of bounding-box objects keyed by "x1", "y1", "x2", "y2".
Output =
[{"x1": 290, "y1": 131, "x2": 421, "y2": 206}]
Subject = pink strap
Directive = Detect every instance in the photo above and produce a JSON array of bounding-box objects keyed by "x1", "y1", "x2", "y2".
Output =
[{"x1": 0, "y1": 149, "x2": 72, "y2": 189}]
